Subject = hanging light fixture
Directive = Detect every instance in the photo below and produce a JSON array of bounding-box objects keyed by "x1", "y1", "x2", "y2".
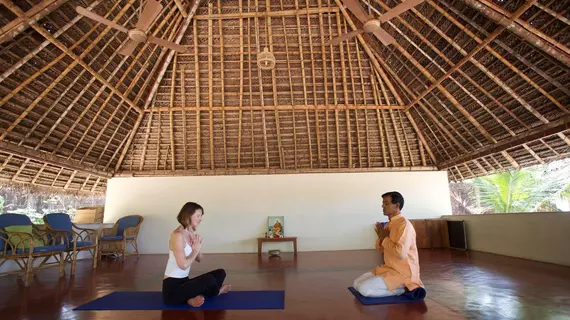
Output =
[
  {"x1": 257, "y1": 47, "x2": 276, "y2": 70},
  {"x1": 257, "y1": 11, "x2": 275, "y2": 70}
]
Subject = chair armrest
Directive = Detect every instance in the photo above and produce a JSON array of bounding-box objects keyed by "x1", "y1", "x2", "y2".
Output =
[
  {"x1": 0, "y1": 234, "x2": 9, "y2": 256},
  {"x1": 123, "y1": 226, "x2": 140, "y2": 239},
  {"x1": 72, "y1": 224, "x2": 97, "y2": 232},
  {"x1": 100, "y1": 227, "x2": 115, "y2": 238},
  {"x1": 72, "y1": 224, "x2": 98, "y2": 242},
  {"x1": 2, "y1": 231, "x2": 36, "y2": 253},
  {"x1": 77, "y1": 229, "x2": 97, "y2": 243},
  {"x1": 35, "y1": 229, "x2": 71, "y2": 246}
]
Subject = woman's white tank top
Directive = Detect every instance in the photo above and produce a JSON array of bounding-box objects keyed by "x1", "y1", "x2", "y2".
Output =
[{"x1": 164, "y1": 238, "x2": 193, "y2": 278}]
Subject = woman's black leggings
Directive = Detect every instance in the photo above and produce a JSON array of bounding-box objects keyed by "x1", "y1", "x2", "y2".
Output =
[{"x1": 162, "y1": 269, "x2": 226, "y2": 305}]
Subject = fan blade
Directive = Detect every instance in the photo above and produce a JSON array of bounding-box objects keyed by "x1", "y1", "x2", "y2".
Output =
[
  {"x1": 326, "y1": 29, "x2": 365, "y2": 46},
  {"x1": 119, "y1": 39, "x2": 139, "y2": 56},
  {"x1": 372, "y1": 27, "x2": 396, "y2": 46},
  {"x1": 378, "y1": 0, "x2": 424, "y2": 22},
  {"x1": 340, "y1": 0, "x2": 372, "y2": 24},
  {"x1": 76, "y1": 6, "x2": 129, "y2": 33},
  {"x1": 136, "y1": 0, "x2": 163, "y2": 32},
  {"x1": 148, "y1": 35, "x2": 187, "y2": 53}
]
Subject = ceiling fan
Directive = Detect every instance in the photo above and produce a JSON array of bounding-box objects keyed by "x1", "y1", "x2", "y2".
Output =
[
  {"x1": 327, "y1": 0, "x2": 424, "y2": 46},
  {"x1": 76, "y1": 0, "x2": 187, "y2": 56}
]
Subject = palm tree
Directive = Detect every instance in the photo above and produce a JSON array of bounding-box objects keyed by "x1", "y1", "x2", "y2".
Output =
[
  {"x1": 473, "y1": 165, "x2": 570, "y2": 213},
  {"x1": 449, "y1": 181, "x2": 479, "y2": 214}
]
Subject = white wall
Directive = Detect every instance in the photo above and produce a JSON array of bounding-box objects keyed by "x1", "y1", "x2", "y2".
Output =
[
  {"x1": 104, "y1": 171, "x2": 452, "y2": 254},
  {"x1": 444, "y1": 213, "x2": 570, "y2": 266}
]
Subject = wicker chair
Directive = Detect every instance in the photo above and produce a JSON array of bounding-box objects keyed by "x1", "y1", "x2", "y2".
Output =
[
  {"x1": 43, "y1": 213, "x2": 98, "y2": 274},
  {"x1": 0, "y1": 214, "x2": 67, "y2": 286},
  {"x1": 98, "y1": 215, "x2": 143, "y2": 261}
]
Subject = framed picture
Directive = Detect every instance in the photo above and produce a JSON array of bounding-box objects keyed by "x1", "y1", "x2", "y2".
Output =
[{"x1": 267, "y1": 216, "x2": 284, "y2": 238}]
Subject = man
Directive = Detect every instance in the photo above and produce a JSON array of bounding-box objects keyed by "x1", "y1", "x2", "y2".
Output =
[{"x1": 353, "y1": 191, "x2": 424, "y2": 297}]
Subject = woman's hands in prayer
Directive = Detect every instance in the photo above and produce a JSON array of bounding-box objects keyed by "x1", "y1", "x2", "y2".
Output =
[{"x1": 190, "y1": 233, "x2": 202, "y2": 252}]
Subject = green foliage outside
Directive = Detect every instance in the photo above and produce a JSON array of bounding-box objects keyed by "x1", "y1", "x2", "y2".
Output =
[{"x1": 450, "y1": 159, "x2": 570, "y2": 214}]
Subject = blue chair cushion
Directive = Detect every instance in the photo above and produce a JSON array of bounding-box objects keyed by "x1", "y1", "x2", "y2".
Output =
[
  {"x1": 70, "y1": 241, "x2": 94, "y2": 248},
  {"x1": 0, "y1": 214, "x2": 33, "y2": 250},
  {"x1": 32, "y1": 245, "x2": 66, "y2": 253},
  {"x1": 116, "y1": 216, "x2": 141, "y2": 236},
  {"x1": 101, "y1": 236, "x2": 122, "y2": 241},
  {"x1": 44, "y1": 213, "x2": 74, "y2": 243},
  {"x1": 44, "y1": 213, "x2": 73, "y2": 230},
  {"x1": 6, "y1": 244, "x2": 66, "y2": 255},
  {"x1": 4, "y1": 250, "x2": 24, "y2": 257},
  {"x1": 100, "y1": 236, "x2": 136, "y2": 241}
]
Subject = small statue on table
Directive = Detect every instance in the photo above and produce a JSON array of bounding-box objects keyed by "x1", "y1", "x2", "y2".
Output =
[{"x1": 266, "y1": 217, "x2": 284, "y2": 238}]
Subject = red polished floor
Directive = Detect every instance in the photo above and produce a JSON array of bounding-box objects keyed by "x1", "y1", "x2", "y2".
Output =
[{"x1": 1, "y1": 249, "x2": 570, "y2": 319}]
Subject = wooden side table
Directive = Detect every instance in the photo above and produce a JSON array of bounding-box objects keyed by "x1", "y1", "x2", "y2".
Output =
[{"x1": 257, "y1": 237, "x2": 297, "y2": 256}]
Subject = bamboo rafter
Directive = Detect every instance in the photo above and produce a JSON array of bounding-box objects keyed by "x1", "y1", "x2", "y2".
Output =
[
  {"x1": 405, "y1": 0, "x2": 539, "y2": 110},
  {"x1": 0, "y1": 0, "x2": 69, "y2": 43},
  {"x1": 2, "y1": 0, "x2": 142, "y2": 113}
]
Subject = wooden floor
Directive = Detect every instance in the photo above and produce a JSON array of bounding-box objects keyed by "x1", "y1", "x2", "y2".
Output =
[{"x1": 1, "y1": 249, "x2": 570, "y2": 319}]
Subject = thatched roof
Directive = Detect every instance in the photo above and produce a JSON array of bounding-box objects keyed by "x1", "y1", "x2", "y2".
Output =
[{"x1": 0, "y1": 0, "x2": 569, "y2": 193}]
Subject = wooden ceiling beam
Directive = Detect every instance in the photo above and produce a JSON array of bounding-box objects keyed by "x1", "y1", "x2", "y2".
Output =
[
  {"x1": 114, "y1": 1, "x2": 201, "y2": 172},
  {"x1": 370, "y1": 49, "x2": 462, "y2": 162},
  {"x1": 439, "y1": 0, "x2": 569, "y2": 98},
  {"x1": 67, "y1": 6, "x2": 182, "y2": 165},
  {"x1": 392, "y1": 0, "x2": 570, "y2": 156},
  {"x1": 174, "y1": 0, "x2": 188, "y2": 17},
  {"x1": 194, "y1": 7, "x2": 338, "y2": 19},
  {"x1": 334, "y1": 0, "x2": 436, "y2": 165},
  {"x1": 0, "y1": 0, "x2": 69, "y2": 43},
  {"x1": 533, "y1": 2, "x2": 570, "y2": 27},
  {"x1": 208, "y1": 3, "x2": 215, "y2": 169},
  {"x1": 2, "y1": 0, "x2": 142, "y2": 114},
  {"x1": 464, "y1": 0, "x2": 570, "y2": 67},
  {"x1": 129, "y1": 7, "x2": 183, "y2": 108},
  {"x1": 368, "y1": 5, "x2": 503, "y2": 160},
  {"x1": 0, "y1": 0, "x2": 103, "y2": 83},
  {"x1": 367, "y1": 9, "x2": 498, "y2": 145},
  {"x1": 423, "y1": 0, "x2": 570, "y2": 150},
  {"x1": 0, "y1": 176, "x2": 104, "y2": 194},
  {"x1": 144, "y1": 105, "x2": 406, "y2": 112},
  {"x1": 32, "y1": 26, "x2": 142, "y2": 113},
  {"x1": 270, "y1": 0, "x2": 284, "y2": 169},
  {"x1": 0, "y1": 0, "x2": 125, "y2": 109},
  {"x1": 405, "y1": 0, "x2": 538, "y2": 110},
  {"x1": 438, "y1": 115, "x2": 570, "y2": 169},
  {"x1": 380, "y1": 2, "x2": 523, "y2": 145},
  {"x1": 142, "y1": 0, "x2": 202, "y2": 111},
  {"x1": 194, "y1": 19, "x2": 201, "y2": 170},
  {"x1": 24, "y1": 9, "x2": 142, "y2": 151},
  {"x1": 0, "y1": 141, "x2": 113, "y2": 178},
  {"x1": 104, "y1": 128, "x2": 131, "y2": 170},
  {"x1": 333, "y1": 0, "x2": 403, "y2": 105},
  {"x1": 418, "y1": 0, "x2": 568, "y2": 115},
  {"x1": 219, "y1": 0, "x2": 228, "y2": 168},
  {"x1": 307, "y1": 1, "x2": 321, "y2": 167},
  {"x1": 253, "y1": 0, "x2": 269, "y2": 169},
  {"x1": 115, "y1": 113, "x2": 143, "y2": 171},
  {"x1": 116, "y1": 166, "x2": 439, "y2": 177}
]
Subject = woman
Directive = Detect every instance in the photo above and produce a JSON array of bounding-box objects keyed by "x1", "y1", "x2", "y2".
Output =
[{"x1": 162, "y1": 202, "x2": 231, "y2": 307}]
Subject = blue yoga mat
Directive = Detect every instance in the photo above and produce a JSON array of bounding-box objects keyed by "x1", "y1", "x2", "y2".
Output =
[
  {"x1": 348, "y1": 287, "x2": 426, "y2": 305},
  {"x1": 74, "y1": 290, "x2": 285, "y2": 310}
]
